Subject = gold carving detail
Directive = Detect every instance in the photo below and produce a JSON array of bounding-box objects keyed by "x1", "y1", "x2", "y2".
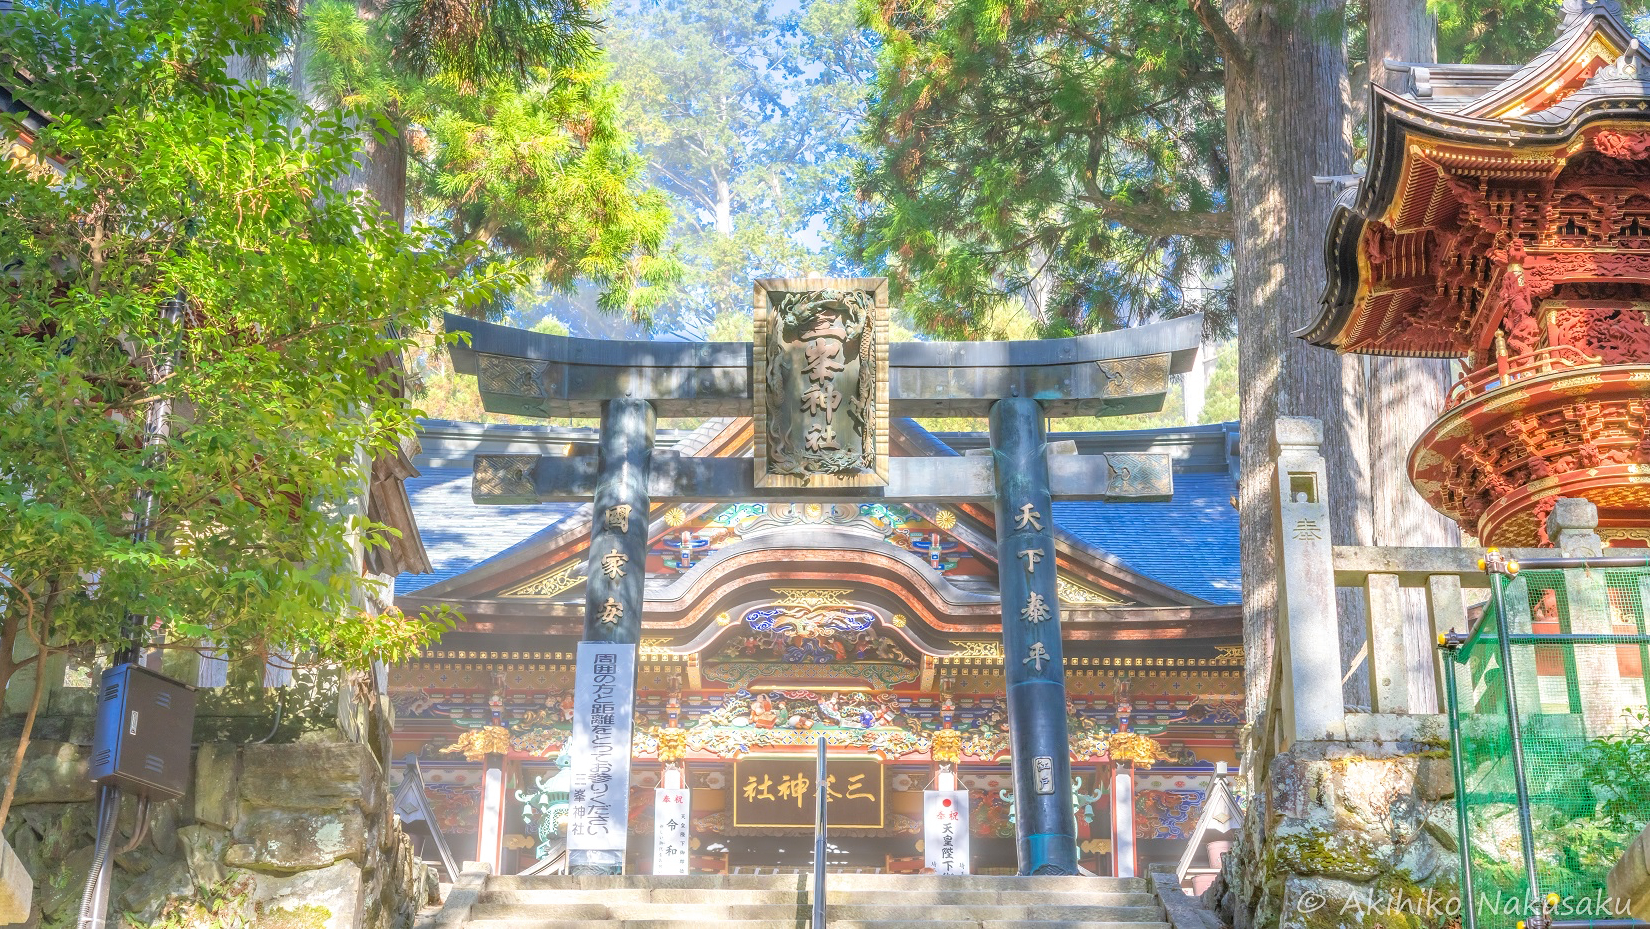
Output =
[
  {"x1": 931, "y1": 729, "x2": 963, "y2": 765},
  {"x1": 443, "y1": 725, "x2": 513, "y2": 762},
  {"x1": 1480, "y1": 389, "x2": 1530, "y2": 413},
  {"x1": 1107, "y1": 731, "x2": 1171, "y2": 768},
  {"x1": 772, "y1": 587, "x2": 852, "y2": 609},
  {"x1": 656, "y1": 727, "x2": 688, "y2": 764},
  {"x1": 640, "y1": 637, "x2": 676, "y2": 657},
  {"x1": 1552, "y1": 374, "x2": 1605, "y2": 396},
  {"x1": 951, "y1": 640, "x2": 1004, "y2": 659},
  {"x1": 1057, "y1": 577, "x2": 1127, "y2": 605},
  {"x1": 500, "y1": 563, "x2": 584, "y2": 599}
]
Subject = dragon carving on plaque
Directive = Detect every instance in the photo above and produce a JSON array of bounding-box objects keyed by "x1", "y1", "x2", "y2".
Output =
[{"x1": 754, "y1": 279, "x2": 888, "y2": 487}]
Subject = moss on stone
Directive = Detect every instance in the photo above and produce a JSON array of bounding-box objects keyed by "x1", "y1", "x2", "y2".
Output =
[
  {"x1": 1268, "y1": 825, "x2": 1385, "y2": 881},
  {"x1": 255, "y1": 904, "x2": 333, "y2": 929}
]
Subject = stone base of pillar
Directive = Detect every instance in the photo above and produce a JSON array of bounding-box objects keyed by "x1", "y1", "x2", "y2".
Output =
[{"x1": 568, "y1": 850, "x2": 624, "y2": 875}]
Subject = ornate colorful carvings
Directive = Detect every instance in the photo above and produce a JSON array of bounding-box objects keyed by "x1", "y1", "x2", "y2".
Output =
[
  {"x1": 682, "y1": 688, "x2": 930, "y2": 758},
  {"x1": 1592, "y1": 129, "x2": 1650, "y2": 159},
  {"x1": 721, "y1": 603, "x2": 904, "y2": 666},
  {"x1": 1320, "y1": 46, "x2": 1650, "y2": 541},
  {"x1": 515, "y1": 753, "x2": 572, "y2": 856},
  {"x1": 656, "y1": 727, "x2": 688, "y2": 764},
  {"x1": 650, "y1": 501, "x2": 984, "y2": 577},
  {"x1": 442, "y1": 725, "x2": 513, "y2": 761},
  {"x1": 931, "y1": 728, "x2": 963, "y2": 765},
  {"x1": 1108, "y1": 731, "x2": 1173, "y2": 768},
  {"x1": 1410, "y1": 365, "x2": 1650, "y2": 543},
  {"x1": 1137, "y1": 789, "x2": 1202, "y2": 840}
]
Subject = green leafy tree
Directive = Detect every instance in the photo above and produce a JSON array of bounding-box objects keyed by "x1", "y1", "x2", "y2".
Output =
[
  {"x1": 1430, "y1": 0, "x2": 1643, "y2": 63},
  {"x1": 1197, "y1": 341, "x2": 1239, "y2": 425},
  {"x1": 298, "y1": 0, "x2": 678, "y2": 321},
  {"x1": 0, "y1": 0, "x2": 494, "y2": 819},
  {"x1": 851, "y1": 0, "x2": 1231, "y2": 340}
]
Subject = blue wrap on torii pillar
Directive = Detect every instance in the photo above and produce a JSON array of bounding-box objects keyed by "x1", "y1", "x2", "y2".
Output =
[{"x1": 991, "y1": 397, "x2": 1078, "y2": 875}]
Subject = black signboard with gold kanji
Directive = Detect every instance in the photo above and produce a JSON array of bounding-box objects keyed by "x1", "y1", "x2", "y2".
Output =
[{"x1": 733, "y1": 755, "x2": 884, "y2": 828}]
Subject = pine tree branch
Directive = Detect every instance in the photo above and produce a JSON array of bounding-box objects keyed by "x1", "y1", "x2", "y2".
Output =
[
  {"x1": 1080, "y1": 195, "x2": 1233, "y2": 238},
  {"x1": 1189, "y1": 0, "x2": 1251, "y2": 77},
  {"x1": 1077, "y1": 131, "x2": 1231, "y2": 239}
]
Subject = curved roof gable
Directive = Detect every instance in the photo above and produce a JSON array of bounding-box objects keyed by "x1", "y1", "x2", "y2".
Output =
[{"x1": 1304, "y1": 1, "x2": 1650, "y2": 356}]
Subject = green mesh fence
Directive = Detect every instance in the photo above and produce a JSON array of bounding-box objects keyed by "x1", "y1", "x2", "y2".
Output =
[{"x1": 1448, "y1": 565, "x2": 1650, "y2": 927}]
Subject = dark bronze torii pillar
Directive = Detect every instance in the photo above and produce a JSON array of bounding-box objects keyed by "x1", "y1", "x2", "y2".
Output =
[
  {"x1": 991, "y1": 397, "x2": 1076, "y2": 874},
  {"x1": 450, "y1": 278, "x2": 1200, "y2": 877},
  {"x1": 583, "y1": 398, "x2": 654, "y2": 646}
]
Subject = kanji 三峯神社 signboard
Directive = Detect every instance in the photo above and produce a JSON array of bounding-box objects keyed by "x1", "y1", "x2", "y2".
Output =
[{"x1": 733, "y1": 755, "x2": 883, "y2": 828}]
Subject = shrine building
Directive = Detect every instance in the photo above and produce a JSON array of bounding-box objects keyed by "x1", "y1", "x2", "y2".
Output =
[
  {"x1": 384, "y1": 308, "x2": 1245, "y2": 882},
  {"x1": 1305, "y1": 0, "x2": 1650, "y2": 546}
]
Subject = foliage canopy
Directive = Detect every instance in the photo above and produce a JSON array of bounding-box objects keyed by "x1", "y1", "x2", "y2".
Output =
[
  {"x1": 851, "y1": 0, "x2": 1231, "y2": 341},
  {"x1": 0, "y1": 0, "x2": 496, "y2": 674},
  {"x1": 601, "y1": 0, "x2": 876, "y2": 337},
  {"x1": 300, "y1": 0, "x2": 679, "y2": 324}
]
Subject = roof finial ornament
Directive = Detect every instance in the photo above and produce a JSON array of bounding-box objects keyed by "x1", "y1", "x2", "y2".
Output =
[
  {"x1": 1562, "y1": 0, "x2": 1623, "y2": 30},
  {"x1": 1591, "y1": 37, "x2": 1650, "y2": 83}
]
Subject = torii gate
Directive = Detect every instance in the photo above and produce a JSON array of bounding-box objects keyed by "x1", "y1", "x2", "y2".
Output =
[{"x1": 446, "y1": 277, "x2": 1201, "y2": 876}]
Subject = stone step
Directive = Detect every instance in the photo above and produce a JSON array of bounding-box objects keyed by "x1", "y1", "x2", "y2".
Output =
[
  {"x1": 464, "y1": 920, "x2": 1172, "y2": 929},
  {"x1": 467, "y1": 903, "x2": 1165, "y2": 922},
  {"x1": 475, "y1": 889, "x2": 1159, "y2": 908},
  {"x1": 485, "y1": 874, "x2": 1149, "y2": 894}
]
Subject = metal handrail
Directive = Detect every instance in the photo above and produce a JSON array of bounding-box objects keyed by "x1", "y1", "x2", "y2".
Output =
[
  {"x1": 1485, "y1": 569, "x2": 1542, "y2": 926},
  {"x1": 812, "y1": 736, "x2": 827, "y2": 929}
]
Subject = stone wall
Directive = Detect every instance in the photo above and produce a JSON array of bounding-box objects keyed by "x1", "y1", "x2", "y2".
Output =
[
  {"x1": 1208, "y1": 717, "x2": 1460, "y2": 929},
  {"x1": 1, "y1": 712, "x2": 433, "y2": 928},
  {"x1": 1609, "y1": 822, "x2": 1650, "y2": 922}
]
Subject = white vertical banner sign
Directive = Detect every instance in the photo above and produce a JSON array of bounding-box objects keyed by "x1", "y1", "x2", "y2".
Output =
[
  {"x1": 568, "y1": 642, "x2": 638, "y2": 868},
  {"x1": 653, "y1": 789, "x2": 691, "y2": 875},
  {"x1": 923, "y1": 790, "x2": 970, "y2": 875},
  {"x1": 1112, "y1": 767, "x2": 1136, "y2": 878}
]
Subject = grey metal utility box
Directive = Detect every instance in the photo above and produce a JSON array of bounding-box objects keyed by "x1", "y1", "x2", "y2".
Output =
[{"x1": 88, "y1": 663, "x2": 196, "y2": 800}]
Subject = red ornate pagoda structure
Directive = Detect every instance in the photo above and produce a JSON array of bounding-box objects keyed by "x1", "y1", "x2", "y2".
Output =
[{"x1": 1304, "y1": 0, "x2": 1650, "y2": 546}]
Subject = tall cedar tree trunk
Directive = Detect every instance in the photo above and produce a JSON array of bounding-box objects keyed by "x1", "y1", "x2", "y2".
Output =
[
  {"x1": 224, "y1": 54, "x2": 265, "y2": 86},
  {"x1": 1367, "y1": 0, "x2": 1460, "y2": 712},
  {"x1": 290, "y1": 0, "x2": 407, "y2": 227},
  {"x1": 1203, "y1": 0, "x2": 1373, "y2": 735}
]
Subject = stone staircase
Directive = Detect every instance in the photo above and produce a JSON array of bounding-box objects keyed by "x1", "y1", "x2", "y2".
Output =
[{"x1": 432, "y1": 871, "x2": 1176, "y2": 929}]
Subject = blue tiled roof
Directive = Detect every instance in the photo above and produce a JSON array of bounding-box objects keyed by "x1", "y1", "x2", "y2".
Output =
[
  {"x1": 398, "y1": 453, "x2": 1241, "y2": 606},
  {"x1": 396, "y1": 468, "x2": 578, "y2": 595},
  {"x1": 1053, "y1": 471, "x2": 1240, "y2": 604}
]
